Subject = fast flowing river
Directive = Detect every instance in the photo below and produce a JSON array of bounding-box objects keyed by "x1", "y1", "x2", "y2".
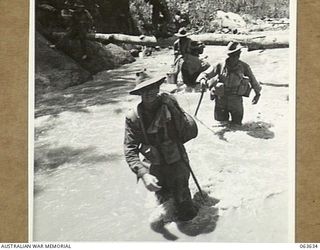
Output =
[{"x1": 33, "y1": 47, "x2": 293, "y2": 242}]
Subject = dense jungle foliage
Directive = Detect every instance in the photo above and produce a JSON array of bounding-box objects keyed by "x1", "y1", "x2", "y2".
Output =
[{"x1": 36, "y1": 0, "x2": 289, "y2": 35}]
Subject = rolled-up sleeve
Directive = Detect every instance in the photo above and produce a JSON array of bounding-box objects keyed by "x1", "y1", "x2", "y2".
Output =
[
  {"x1": 124, "y1": 117, "x2": 149, "y2": 178},
  {"x1": 196, "y1": 64, "x2": 220, "y2": 84},
  {"x1": 244, "y1": 64, "x2": 262, "y2": 94}
]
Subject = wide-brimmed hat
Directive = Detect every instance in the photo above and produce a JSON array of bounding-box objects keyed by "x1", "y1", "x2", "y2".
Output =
[
  {"x1": 175, "y1": 27, "x2": 191, "y2": 37},
  {"x1": 129, "y1": 76, "x2": 166, "y2": 95},
  {"x1": 226, "y1": 41, "x2": 244, "y2": 55}
]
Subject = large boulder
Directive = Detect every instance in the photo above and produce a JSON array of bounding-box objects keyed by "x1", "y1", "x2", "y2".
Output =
[
  {"x1": 35, "y1": 32, "x2": 136, "y2": 96},
  {"x1": 35, "y1": 32, "x2": 91, "y2": 94},
  {"x1": 56, "y1": 40, "x2": 135, "y2": 74},
  {"x1": 216, "y1": 10, "x2": 246, "y2": 29}
]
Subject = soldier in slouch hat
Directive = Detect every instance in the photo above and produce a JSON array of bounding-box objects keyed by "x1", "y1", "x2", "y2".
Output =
[
  {"x1": 173, "y1": 28, "x2": 210, "y2": 88},
  {"x1": 196, "y1": 41, "x2": 262, "y2": 125},
  {"x1": 124, "y1": 76, "x2": 198, "y2": 221}
]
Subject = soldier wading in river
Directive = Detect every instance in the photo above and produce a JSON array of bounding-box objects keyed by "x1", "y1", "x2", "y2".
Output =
[
  {"x1": 124, "y1": 76, "x2": 199, "y2": 221},
  {"x1": 173, "y1": 28, "x2": 210, "y2": 88},
  {"x1": 196, "y1": 41, "x2": 262, "y2": 125}
]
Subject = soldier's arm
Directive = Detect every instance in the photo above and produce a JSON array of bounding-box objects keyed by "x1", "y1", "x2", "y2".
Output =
[
  {"x1": 196, "y1": 63, "x2": 220, "y2": 85},
  {"x1": 244, "y1": 64, "x2": 262, "y2": 94},
  {"x1": 124, "y1": 115, "x2": 149, "y2": 178},
  {"x1": 173, "y1": 40, "x2": 179, "y2": 55}
]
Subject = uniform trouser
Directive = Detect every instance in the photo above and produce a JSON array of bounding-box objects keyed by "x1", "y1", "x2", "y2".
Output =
[
  {"x1": 214, "y1": 95, "x2": 244, "y2": 125},
  {"x1": 150, "y1": 160, "x2": 192, "y2": 205}
]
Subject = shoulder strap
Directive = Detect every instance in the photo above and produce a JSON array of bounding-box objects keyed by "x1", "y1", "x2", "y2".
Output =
[
  {"x1": 136, "y1": 106, "x2": 150, "y2": 145},
  {"x1": 217, "y1": 62, "x2": 225, "y2": 82}
]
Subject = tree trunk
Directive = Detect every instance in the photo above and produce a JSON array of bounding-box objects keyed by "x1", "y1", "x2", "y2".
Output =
[
  {"x1": 189, "y1": 33, "x2": 289, "y2": 50},
  {"x1": 87, "y1": 33, "x2": 157, "y2": 45},
  {"x1": 158, "y1": 33, "x2": 289, "y2": 50},
  {"x1": 52, "y1": 31, "x2": 289, "y2": 50}
]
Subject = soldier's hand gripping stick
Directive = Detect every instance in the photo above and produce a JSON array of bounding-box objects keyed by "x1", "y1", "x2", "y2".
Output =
[{"x1": 194, "y1": 79, "x2": 207, "y2": 117}]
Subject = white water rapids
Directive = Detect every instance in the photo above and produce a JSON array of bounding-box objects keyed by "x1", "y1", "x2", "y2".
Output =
[{"x1": 33, "y1": 47, "x2": 292, "y2": 242}]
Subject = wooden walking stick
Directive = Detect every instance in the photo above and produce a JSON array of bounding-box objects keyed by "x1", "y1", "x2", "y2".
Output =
[
  {"x1": 194, "y1": 85, "x2": 206, "y2": 117},
  {"x1": 177, "y1": 145, "x2": 205, "y2": 200},
  {"x1": 186, "y1": 161, "x2": 205, "y2": 200}
]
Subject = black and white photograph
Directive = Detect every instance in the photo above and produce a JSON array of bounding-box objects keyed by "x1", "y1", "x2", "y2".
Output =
[{"x1": 32, "y1": 0, "x2": 295, "y2": 242}]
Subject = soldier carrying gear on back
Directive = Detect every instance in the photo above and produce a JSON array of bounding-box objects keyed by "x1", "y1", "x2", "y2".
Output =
[
  {"x1": 124, "y1": 76, "x2": 199, "y2": 221},
  {"x1": 196, "y1": 41, "x2": 262, "y2": 125},
  {"x1": 173, "y1": 28, "x2": 210, "y2": 88}
]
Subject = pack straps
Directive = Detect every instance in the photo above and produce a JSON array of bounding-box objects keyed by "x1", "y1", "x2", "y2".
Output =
[
  {"x1": 136, "y1": 106, "x2": 150, "y2": 145},
  {"x1": 218, "y1": 61, "x2": 226, "y2": 83}
]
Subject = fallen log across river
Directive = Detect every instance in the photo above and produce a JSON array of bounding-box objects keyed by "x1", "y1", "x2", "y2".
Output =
[
  {"x1": 52, "y1": 32, "x2": 289, "y2": 50},
  {"x1": 158, "y1": 33, "x2": 289, "y2": 50},
  {"x1": 87, "y1": 33, "x2": 158, "y2": 45},
  {"x1": 188, "y1": 33, "x2": 289, "y2": 50}
]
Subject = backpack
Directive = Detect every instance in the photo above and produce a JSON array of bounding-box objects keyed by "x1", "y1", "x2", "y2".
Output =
[
  {"x1": 180, "y1": 111, "x2": 198, "y2": 143},
  {"x1": 160, "y1": 92, "x2": 198, "y2": 143},
  {"x1": 218, "y1": 62, "x2": 252, "y2": 97},
  {"x1": 136, "y1": 93, "x2": 198, "y2": 144}
]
